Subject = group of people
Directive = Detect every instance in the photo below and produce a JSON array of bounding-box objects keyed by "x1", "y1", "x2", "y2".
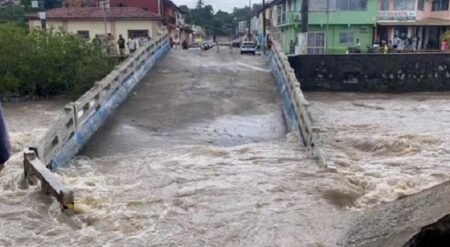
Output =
[
  {"x1": 373, "y1": 35, "x2": 420, "y2": 54},
  {"x1": 93, "y1": 33, "x2": 152, "y2": 56},
  {"x1": 377, "y1": 35, "x2": 450, "y2": 53}
]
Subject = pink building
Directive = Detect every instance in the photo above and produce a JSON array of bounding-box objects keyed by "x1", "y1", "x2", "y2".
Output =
[{"x1": 376, "y1": 0, "x2": 450, "y2": 50}]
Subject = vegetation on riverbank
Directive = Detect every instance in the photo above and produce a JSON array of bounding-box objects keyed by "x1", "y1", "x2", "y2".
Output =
[{"x1": 0, "y1": 23, "x2": 116, "y2": 98}]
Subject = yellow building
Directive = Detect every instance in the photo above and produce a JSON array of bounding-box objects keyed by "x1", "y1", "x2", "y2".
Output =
[{"x1": 28, "y1": 7, "x2": 163, "y2": 48}]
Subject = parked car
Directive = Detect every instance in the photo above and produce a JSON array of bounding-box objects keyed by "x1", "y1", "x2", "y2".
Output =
[{"x1": 240, "y1": 41, "x2": 256, "y2": 55}]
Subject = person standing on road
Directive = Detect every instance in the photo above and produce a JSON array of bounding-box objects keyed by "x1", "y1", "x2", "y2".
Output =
[
  {"x1": 441, "y1": 39, "x2": 448, "y2": 52},
  {"x1": 118, "y1": 35, "x2": 126, "y2": 56},
  {"x1": 411, "y1": 35, "x2": 418, "y2": 51},
  {"x1": 117, "y1": 34, "x2": 125, "y2": 57},
  {"x1": 107, "y1": 33, "x2": 116, "y2": 55},
  {"x1": 0, "y1": 103, "x2": 10, "y2": 173},
  {"x1": 92, "y1": 34, "x2": 101, "y2": 46},
  {"x1": 127, "y1": 38, "x2": 137, "y2": 54}
]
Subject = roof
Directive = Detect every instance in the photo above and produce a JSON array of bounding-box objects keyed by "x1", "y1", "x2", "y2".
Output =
[
  {"x1": 27, "y1": 7, "x2": 162, "y2": 20},
  {"x1": 164, "y1": 0, "x2": 185, "y2": 14},
  {"x1": 378, "y1": 18, "x2": 450, "y2": 26}
]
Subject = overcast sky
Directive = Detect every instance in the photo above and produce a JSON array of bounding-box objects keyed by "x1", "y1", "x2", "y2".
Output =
[{"x1": 173, "y1": 0, "x2": 250, "y2": 13}]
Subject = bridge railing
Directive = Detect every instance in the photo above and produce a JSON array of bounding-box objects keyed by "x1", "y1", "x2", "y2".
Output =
[
  {"x1": 24, "y1": 35, "x2": 169, "y2": 210},
  {"x1": 270, "y1": 41, "x2": 335, "y2": 170}
]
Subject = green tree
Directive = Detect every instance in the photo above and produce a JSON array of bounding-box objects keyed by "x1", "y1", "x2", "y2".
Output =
[
  {"x1": 0, "y1": 23, "x2": 116, "y2": 98},
  {"x1": 180, "y1": 2, "x2": 260, "y2": 37}
]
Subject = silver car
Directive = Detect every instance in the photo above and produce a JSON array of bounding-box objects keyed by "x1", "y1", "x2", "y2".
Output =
[{"x1": 240, "y1": 41, "x2": 256, "y2": 55}]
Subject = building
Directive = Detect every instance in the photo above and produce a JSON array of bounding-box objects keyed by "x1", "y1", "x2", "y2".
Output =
[
  {"x1": 110, "y1": 0, "x2": 163, "y2": 14},
  {"x1": 27, "y1": 7, "x2": 162, "y2": 51},
  {"x1": 253, "y1": 0, "x2": 279, "y2": 47},
  {"x1": 110, "y1": 0, "x2": 187, "y2": 41},
  {"x1": 274, "y1": 0, "x2": 377, "y2": 54},
  {"x1": 376, "y1": 0, "x2": 450, "y2": 50}
]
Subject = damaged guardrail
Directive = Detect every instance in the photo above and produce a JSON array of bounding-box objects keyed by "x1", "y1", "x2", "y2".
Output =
[
  {"x1": 24, "y1": 35, "x2": 170, "y2": 209},
  {"x1": 269, "y1": 42, "x2": 335, "y2": 170},
  {"x1": 24, "y1": 149, "x2": 74, "y2": 211}
]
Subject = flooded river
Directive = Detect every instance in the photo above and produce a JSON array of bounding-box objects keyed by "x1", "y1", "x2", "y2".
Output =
[
  {"x1": 1, "y1": 50, "x2": 450, "y2": 246},
  {"x1": 307, "y1": 92, "x2": 450, "y2": 208}
]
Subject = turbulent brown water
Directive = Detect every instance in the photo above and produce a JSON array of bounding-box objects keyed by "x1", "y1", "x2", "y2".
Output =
[
  {"x1": 1, "y1": 61, "x2": 450, "y2": 245},
  {"x1": 307, "y1": 92, "x2": 450, "y2": 208},
  {"x1": 0, "y1": 103, "x2": 352, "y2": 246}
]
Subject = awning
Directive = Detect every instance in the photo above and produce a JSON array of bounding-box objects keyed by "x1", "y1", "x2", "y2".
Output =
[{"x1": 377, "y1": 18, "x2": 450, "y2": 26}]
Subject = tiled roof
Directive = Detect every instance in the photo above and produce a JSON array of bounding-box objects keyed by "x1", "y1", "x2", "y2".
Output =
[{"x1": 30, "y1": 7, "x2": 162, "y2": 20}]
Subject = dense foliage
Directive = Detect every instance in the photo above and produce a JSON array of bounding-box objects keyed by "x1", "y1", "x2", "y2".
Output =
[
  {"x1": 0, "y1": 23, "x2": 116, "y2": 98},
  {"x1": 180, "y1": 0, "x2": 262, "y2": 36}
]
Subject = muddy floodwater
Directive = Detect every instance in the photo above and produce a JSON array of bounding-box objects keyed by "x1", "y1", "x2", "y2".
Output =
[
  {"x1": 1, "y1": 50, "x2": 450, "y2": 246},
  {"x1": 307, "y1": 92, "x2": 450, "y2": 208}
]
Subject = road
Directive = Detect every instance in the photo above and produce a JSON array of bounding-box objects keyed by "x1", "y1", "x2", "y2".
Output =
[{"x1": 82, "y1": 48, "x2": 286, "y2": 157}]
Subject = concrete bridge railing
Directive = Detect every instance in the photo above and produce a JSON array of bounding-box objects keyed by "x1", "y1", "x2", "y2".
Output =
[
  {"x1": 268, "y1": 42, "x2": 335, "y2": 170},
  {"x1": 24, "y1": 35, "x2": 170, "y2": 210}
]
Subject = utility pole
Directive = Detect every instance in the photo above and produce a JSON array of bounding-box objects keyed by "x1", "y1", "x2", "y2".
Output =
[
  {"x1": 262, "y1": 0, "x2": 266, "y2": 55},
  {"x1": 248, "y1": 0, "x2": 252, "y2": 40},
  {"x1": 39, "y1": 0, "x2": 46, "y2": 29},
  {"x1": 100, "y1": 1, "x2": 110, "y2": 39},
  {"x1": 326, "y1": 0, "x2": 330, "y2": 52},
  {"x1": 298, "y1": 0, "x2": 309, "y2": 54}
]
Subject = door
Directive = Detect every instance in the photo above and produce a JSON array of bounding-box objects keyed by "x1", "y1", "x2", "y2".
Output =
[{"x1": 307, "y1": 32, "x2": 326, "y2": 54}]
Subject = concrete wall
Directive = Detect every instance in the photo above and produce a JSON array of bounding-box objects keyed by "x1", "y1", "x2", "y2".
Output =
[{"x1": 289, "y1": 53, "x2": 450, "y2": 92}]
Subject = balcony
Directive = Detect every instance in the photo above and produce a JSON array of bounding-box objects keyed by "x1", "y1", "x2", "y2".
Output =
[{"x1": 277, "y1": 11, "x2": 301, "y2": 27}]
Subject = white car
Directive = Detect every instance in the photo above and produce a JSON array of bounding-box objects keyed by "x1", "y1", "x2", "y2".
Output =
[{"x1": 240, "y1": 41, "x2": 256, "y2": 55}]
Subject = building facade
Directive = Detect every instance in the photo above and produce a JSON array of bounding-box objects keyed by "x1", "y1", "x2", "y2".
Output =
[
  {"x1": 376, "y1": 0, "x2": 450, "y2": 50},
  {"x1": 110, "y1": 0, "x2": 187, "y2": 40},
  {"x1": 274, "y1": 0, "x2": 377, "y2": 54},
  {"x1": 27, "y1": 7, "x2": 162, "y2": 53},
  {"x1": 268, "y1": 0, "x2": 450, "y2": 54}
]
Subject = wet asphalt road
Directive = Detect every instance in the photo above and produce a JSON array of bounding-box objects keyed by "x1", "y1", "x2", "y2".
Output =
[{"x1": 81, "y1": 48, "x2": 286, "y2": 157}]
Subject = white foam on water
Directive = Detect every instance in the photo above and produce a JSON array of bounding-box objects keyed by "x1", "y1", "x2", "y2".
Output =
[{"x1": 307, "y1": 92, "x2": 450, "y2": 208}]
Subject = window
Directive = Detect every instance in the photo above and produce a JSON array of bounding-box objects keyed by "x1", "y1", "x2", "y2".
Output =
[
  {"x1": 395, "y1": 0, "x2": 415, "y2": 10},
  {"x1": 432, "y1": 0, "x2": 450, "y2": 11},
  {"x1": 337, "y1": 0, "x2": 367, "y2": 10},
  {"x1": 380, "y1": 0, "x2": 389, "y2": 10},
  {"x1": 128, "y1": 30, "x2": 149, "y2": 39},
  {"x1": 281, "y1": 2, "x2": 287, "y2": 23},
  {"x1": 307, "y1": 32, "x2": 325, "y2": 54},
  {"x1": 418, "y1": 0, "x2": 425, "y2": 10},
  {"x1": 360, "y1": 26, "x2": 369, "y2": 33},
  {"x1": 309, "y1": 0, "x2": 337, "y2": 11},
  {"x1": 77, "y1": 30, "x2": 90, "y2": 39},
  {"x1": 277, "y1": 5, "x2": 282, "y2": 24},
  {"x1": 276, "y1": 4, "x2": 287, "y2": 24},
  {"x1": 339, "y1": 30, "x2": 354, "y2": 43}
]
